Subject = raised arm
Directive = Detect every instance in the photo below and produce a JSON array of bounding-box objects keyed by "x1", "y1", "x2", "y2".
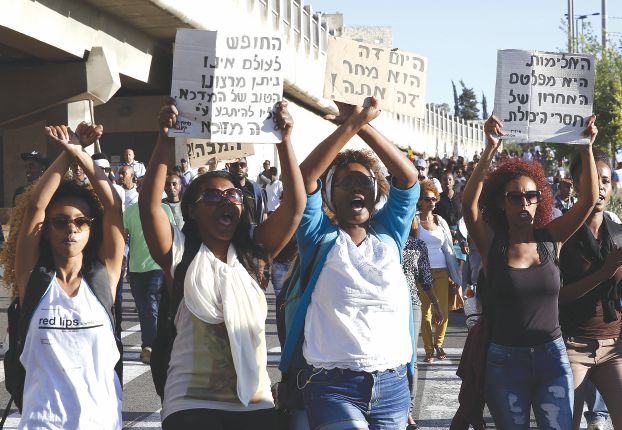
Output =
[
  {"x1": 358, "y1": 122, "x2": 417, "y2": 189},
  {"x1": 65, "y1": 123, "x2": 124, "y2": 293},
  {"x1": 461, "y1": 116, "x2": 502, "y2": 264},
  {"x1": 300, "y1": 99, "x2": 380, "y2": 193},
  {"x1": 253, "y1": 101, "x2": 306, "y2": 258},
  {"x1": 138, "y1": 100, "x2": 176, "y2": 275},
  {"x1": 15, "y1": 129, "x2": 72, "y2": 301},
  {"x1": 545, "y1": 116, "x2": 598, "y2": 246}
]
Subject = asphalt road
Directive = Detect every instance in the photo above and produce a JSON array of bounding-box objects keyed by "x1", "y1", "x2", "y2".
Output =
[{"x1": 0, "y1": 277, "x2": 612, "y2": 429}]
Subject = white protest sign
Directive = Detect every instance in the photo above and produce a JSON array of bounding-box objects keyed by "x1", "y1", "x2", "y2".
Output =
[
  {"x1": 323, "y1": 37, "x2": 427, "y2": 118},
  {"x1": 493, "y1": 49, "x2": 595, "y2": 144},
  {"x1": 169, "y1": 29, "x2": 284, "y2": 144},
  {"x1": 181, "y1": 138, "x2": 255, "y2": 165}
]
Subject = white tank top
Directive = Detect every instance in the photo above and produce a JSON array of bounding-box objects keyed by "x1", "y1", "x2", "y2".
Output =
[
  {"x1": 418, "y1": 225, "x2": 448, "y2": 269},
  {"x1": 19, "y1": 277, "x2": 122, "y2": 430}
]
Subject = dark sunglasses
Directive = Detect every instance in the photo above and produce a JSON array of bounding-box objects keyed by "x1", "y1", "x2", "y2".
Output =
[
  {"x1": 333, "y1": 173, "x2": 375, "y2": 190},
  {"x1": 422, "y1": 196, "x2": 438, "y2": 202},
  {"x1": 415, "y1": 166, "x2": 426, "y2": 171},
  {"x1": 230, "y1": 162, "x2": 247, "y2": 169},
  {"x1": 505, "y1": 190, "x2": 542, "y2": 205},
  {"x1": 196, "y1": 188, "x2": 244, "y2": 206},
  {"x1": 48, "y1": 216, "x2": 94, "y2": 231}
]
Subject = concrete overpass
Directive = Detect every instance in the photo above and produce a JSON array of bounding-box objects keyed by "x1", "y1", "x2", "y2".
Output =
[{"x1": 0, "y1": 0, "x2": 485, "y2": 208}]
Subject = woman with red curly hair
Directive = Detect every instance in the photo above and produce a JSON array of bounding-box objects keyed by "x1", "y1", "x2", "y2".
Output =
[{"x1": 462, "y1": 114, "x2": 598, "y2": 429}]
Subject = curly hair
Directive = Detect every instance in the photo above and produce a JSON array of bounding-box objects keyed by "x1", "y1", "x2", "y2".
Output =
[
  {"x1": 0, "y1": 180, "x2": 104, "y2": 298},
  {"x1": 480, "y1": 159, "x2": 554, "y2": 232},
  {"x1": 417, "y1": 179, "x2": 440, "y2": 211},
  {"x1": 321, "y1": 149, "x2": 390, "y2": 207},
  {"x1": 180, "y1": 171, "x2": 266, "y2": 282},
  {"x1": 569, "y1": 147, "x2": 610, "y2": 183}
]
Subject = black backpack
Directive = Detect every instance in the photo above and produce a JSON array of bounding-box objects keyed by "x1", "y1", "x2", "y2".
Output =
[
  {"x1": 3, "y1": 259, "x2": 122, "y2": 413},
  {"x1": 150, "y1": 234, "x2": 202, "y2": 400}
]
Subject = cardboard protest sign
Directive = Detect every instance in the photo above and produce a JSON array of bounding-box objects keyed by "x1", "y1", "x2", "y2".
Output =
[
  {"x1": 494, "y1": 49, "x2": 595, "y2": 144},
  {"x1": 169, "y1": 29, "x2": 284, "y2": 144},
  {"x1": 181, "y1": 138, "x2": 255, "y2": 164},
  {"x1": 323, "y1": 37, "x2": 427, "y2": 118}
]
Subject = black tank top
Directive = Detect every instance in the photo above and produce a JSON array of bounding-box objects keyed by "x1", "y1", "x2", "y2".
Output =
[{"x1": 488, "y1": 231, "x2": 562, "y2": 346}]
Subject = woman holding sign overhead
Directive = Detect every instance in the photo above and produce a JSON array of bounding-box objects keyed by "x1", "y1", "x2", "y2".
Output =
[
  {"x1": 461, "y1": 114, "x2": 598, "y2": 429},
  {"x1": 279, "y1": 97, "x2": 419, "y2": 430},
  {"x1": 139, "y1": 98, "x2": 305, "y2": 430}
]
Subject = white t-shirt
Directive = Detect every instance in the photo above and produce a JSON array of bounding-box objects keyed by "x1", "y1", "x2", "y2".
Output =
[
  {"x1": 418, "y1": 225, "x2": 448, "y2": 269},
  {"x1": 112, "y1": 184, "x2": 126, "y2": 212},
  {"x1": 162, "y1": 227, "x2": 273, "y2": 420},
  {"x1": 265, "y1": 180, "x2": 283, "y2": 213},
  {"x1": 303, "y1": 230, "x2": 412, "y2": 372},
  {"x1": 20, "y1": 278, "x2": 121, "y2": 430},
  {"x1": 123, "y1": 186, "x2": 139, "y2": 208}
]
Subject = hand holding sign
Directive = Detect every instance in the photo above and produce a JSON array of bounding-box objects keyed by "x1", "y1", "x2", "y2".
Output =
[
  {"x1": 273, "y1": 100, "x2": 293, "y2": 143},
  {"x1": 158, "y1": 97, "x2": 179, "y2": 136},
  {"x1": 483, "y1": 115, "x2": 504, "y2": 151},
  {"x1": 324, "y1": 98, "x2": 381, "y2": 130}
]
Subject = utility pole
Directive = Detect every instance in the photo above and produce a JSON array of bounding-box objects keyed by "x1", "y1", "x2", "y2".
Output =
[
  {"x1": 602, "y1": 0, "x2": 608, "y2": 49},
  {"x1": 568, "y1": 0, "x2": 575, "y2": 52}
]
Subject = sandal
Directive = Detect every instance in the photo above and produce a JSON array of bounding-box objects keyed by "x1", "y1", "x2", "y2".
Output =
[
  {"x1": 406, "y1": 424, "x2": 420, "y2": 430},
  {"x1": 435, "y1": 345, "x2": 447, "y2": 360},
  {"x1": 424, "y1": 351, "x2": 434, "y2": 363}
]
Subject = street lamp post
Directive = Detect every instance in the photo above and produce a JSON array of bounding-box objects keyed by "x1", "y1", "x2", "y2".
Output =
[{"x1": 576, "y1": 12, "x2": 600, "y2": 51}]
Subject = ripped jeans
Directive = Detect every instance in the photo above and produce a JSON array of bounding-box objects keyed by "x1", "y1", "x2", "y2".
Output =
[{"x1": 485, "y1": 337, "x2": 574, "y2": 430}]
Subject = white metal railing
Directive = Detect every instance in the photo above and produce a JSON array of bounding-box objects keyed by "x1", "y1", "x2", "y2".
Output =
[{"x1": 244, "y1": 0, "x2": 484, "y2": 156}]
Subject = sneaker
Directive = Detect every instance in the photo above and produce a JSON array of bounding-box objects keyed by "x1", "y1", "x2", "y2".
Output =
[
  {"x1": 587, "y1": 424, "x2": 605, "y2": 430},
  {"x1": 140, "y1": 346, "x2": 152, "y2": 364}
]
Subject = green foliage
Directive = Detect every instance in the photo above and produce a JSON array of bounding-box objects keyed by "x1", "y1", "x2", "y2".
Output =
[
  {"x1": 481, "y1": 93, "x2": 489, "y2": 119},
  {"x1": 457, "y1": 80, "x2": 480, "y2": 121},
  {"x1": 452, "y1": 81, "x2": 459, "y2": 117},
  {"x1": 608, "y1": 189, "x2": 622, "y2": 220},
  {"x1": 592, "y1": 51, "x2": 622, "y2": 156}
]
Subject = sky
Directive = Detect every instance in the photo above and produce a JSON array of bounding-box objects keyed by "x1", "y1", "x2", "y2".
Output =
[{"x1": 308, "y1": 0, "x2": 622, "y2": 115}]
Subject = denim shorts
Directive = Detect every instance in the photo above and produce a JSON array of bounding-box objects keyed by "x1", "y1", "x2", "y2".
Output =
[
  {"x1": 299, "y1": 364, "x2": 410, "y2": 430},
  {"x1": 485, "y1": 336, "x2": 574, "y2": 429}
]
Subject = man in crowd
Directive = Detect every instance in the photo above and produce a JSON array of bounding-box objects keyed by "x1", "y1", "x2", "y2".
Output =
[
  {"x1": 13, "y1": 150, "x2": 48, "y2": 204},
  {"x1": 124, "y1": 198, "x2": 175, "y2": 364},
  {"x1": 70, "y1": 161, "x2": 89, "y2": 186},
  {"x1": 118, "y1": 165, "x2": 139, "y2": 207},
  {"x1": 265, "y1": 166, "x2": 283, "y2": 215},
  {"x1": 121, "y1": 148, "x2": 146, "y2": 178},
  {"x1": 435, "y1": 171, "x2": 462, "y2": 229},
  {"x1": 229, "y1": 157, "x2": 264, "y2": 224},
  {"x1": 180, "y1": 158, "x2": 196, "y2": 184},
  {"x1": 554, "y1": 178, "x2": 577, "y2": 214},
  {"x1": 256, "y1": 159, "x2": 272, "y2": 188},
  {"x1": 163, "y1": 172, "x2": 184, "y2": 229},
  {"x1": 414, "y1": 158, "x2": 442, "y2": 193},
  {"x1": 93, "y1": 153, "x2": 126, "y2": 211}
]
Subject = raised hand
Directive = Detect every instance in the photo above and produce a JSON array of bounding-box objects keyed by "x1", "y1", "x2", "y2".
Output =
[
  {"x1": 484, "y1": 115, "x2": 503, "y2": 150},
  {"x1": 324, "y1": 97, "x2": 381, "y2": 129},
  {"x1": 75, "y1": 122, "x2": 103, "y2": 148},
  {"x1": 158, "y1": 97, "x2": 179, "y2": 135},
  {"x1": 45, "y1": 125, "x2": 80, "y2": 149},
  {"x1": 582, "y1": 115, "x2": 598, "y2": 145},
  {"x1": 273, "y1": 100, "x2": 294, "y2": 143}
]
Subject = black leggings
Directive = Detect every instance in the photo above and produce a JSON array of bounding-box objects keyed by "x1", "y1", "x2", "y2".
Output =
[{"x1": 162, "y1": 407, "x2": 276, "y2": 430}]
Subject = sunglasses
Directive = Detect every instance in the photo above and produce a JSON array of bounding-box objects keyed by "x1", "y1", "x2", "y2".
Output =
[
  {"x1": 422, "y1": 196, "x2": 438, "y2": 202},
  {"x1": 230, "y1": 162, "x2": 247, "y2": 169},
  {"x1": 48, "y1": 216, "x2": 94, "y2": 231},
  {"x1": 196, "y1": 188, "x2": 244, "y2": 206},
  {"x1": 333, "y1": 173, "x2": 375, "y2": 190},
  {"x1": 415, "y1": 166, "x2": 426, "y2": 171},
  {"x1": 505, "y1": 190, "x2": 542, "y2": 205}
]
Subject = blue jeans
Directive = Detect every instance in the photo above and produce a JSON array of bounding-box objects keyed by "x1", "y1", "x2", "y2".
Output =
[
  {"x1": 485, "y1": 337, "x2": 574, "y2": 429},
  {"x1": 300, "y1": 364, "x2": 410, "y2": 430},
  {"x1": 271, "y1": 261, "x2": 290, "y2": 298},
  {"x1": 584, "y1": 379, "x2": 609, "y2": 425},
  {"x1": 128, "y1": 270, "x2": 164, "y2": 348}
]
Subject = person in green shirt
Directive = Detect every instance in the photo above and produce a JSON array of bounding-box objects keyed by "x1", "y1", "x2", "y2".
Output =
[{"x1": 124, "y1": 201, "x2": 175, "y2": 363}]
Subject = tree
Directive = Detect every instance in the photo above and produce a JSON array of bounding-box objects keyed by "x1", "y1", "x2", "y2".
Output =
[
  {"x1": 452, "y1": 81, "x2": 459, "y2": 117},
  {"x1": 481, "y1": 93, "x2": 489, "y2": 119},
  {"x1": 429, "y1": 103, "x2": 451, "y2": 114},
  {"x1": 457, "y1": 80, "x2": 480, "y2": 121}
]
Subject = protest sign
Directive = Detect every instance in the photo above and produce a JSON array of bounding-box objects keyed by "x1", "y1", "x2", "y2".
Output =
[
  {"x1": 169, "y1": 29, "x2": 284, "y2": 144},
  {"x1": 323, "y1": 37, "x2": 427, "y2": 118},
  {"x1": 493, "y1": 49, "x2": 595, "y2": 144},
  {"x1": 181, "y1": 138, "x2": 255, "y2": 165}
]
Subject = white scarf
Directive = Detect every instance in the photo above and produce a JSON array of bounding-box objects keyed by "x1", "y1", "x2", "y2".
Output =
[{"x1": 183, "y1": 243, "x2": 268, "y2": 406}]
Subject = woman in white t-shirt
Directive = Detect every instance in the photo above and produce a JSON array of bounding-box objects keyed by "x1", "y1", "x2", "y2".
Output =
[
  {"x1": 138, "y1": 99, "x2": 305, "y2": 429},
  {"x1": 289, "y1": 98, "x2": 419, "y2": 430},
  {"x1": 5, "y1": 123, "x2": 125, "y2": 429},
  {"x1": 416, "y1": 179, "x2": 462, "y2": 363}
]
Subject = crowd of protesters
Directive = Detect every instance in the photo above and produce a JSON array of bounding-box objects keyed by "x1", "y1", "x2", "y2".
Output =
[{"x1": 1, "y1": 96, "x2": 621, "y2": 430}]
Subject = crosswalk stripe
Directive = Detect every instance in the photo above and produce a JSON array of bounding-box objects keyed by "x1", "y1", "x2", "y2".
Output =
[{"x1": 124, "y1": 410, "x2": 162, "y2": 429}]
